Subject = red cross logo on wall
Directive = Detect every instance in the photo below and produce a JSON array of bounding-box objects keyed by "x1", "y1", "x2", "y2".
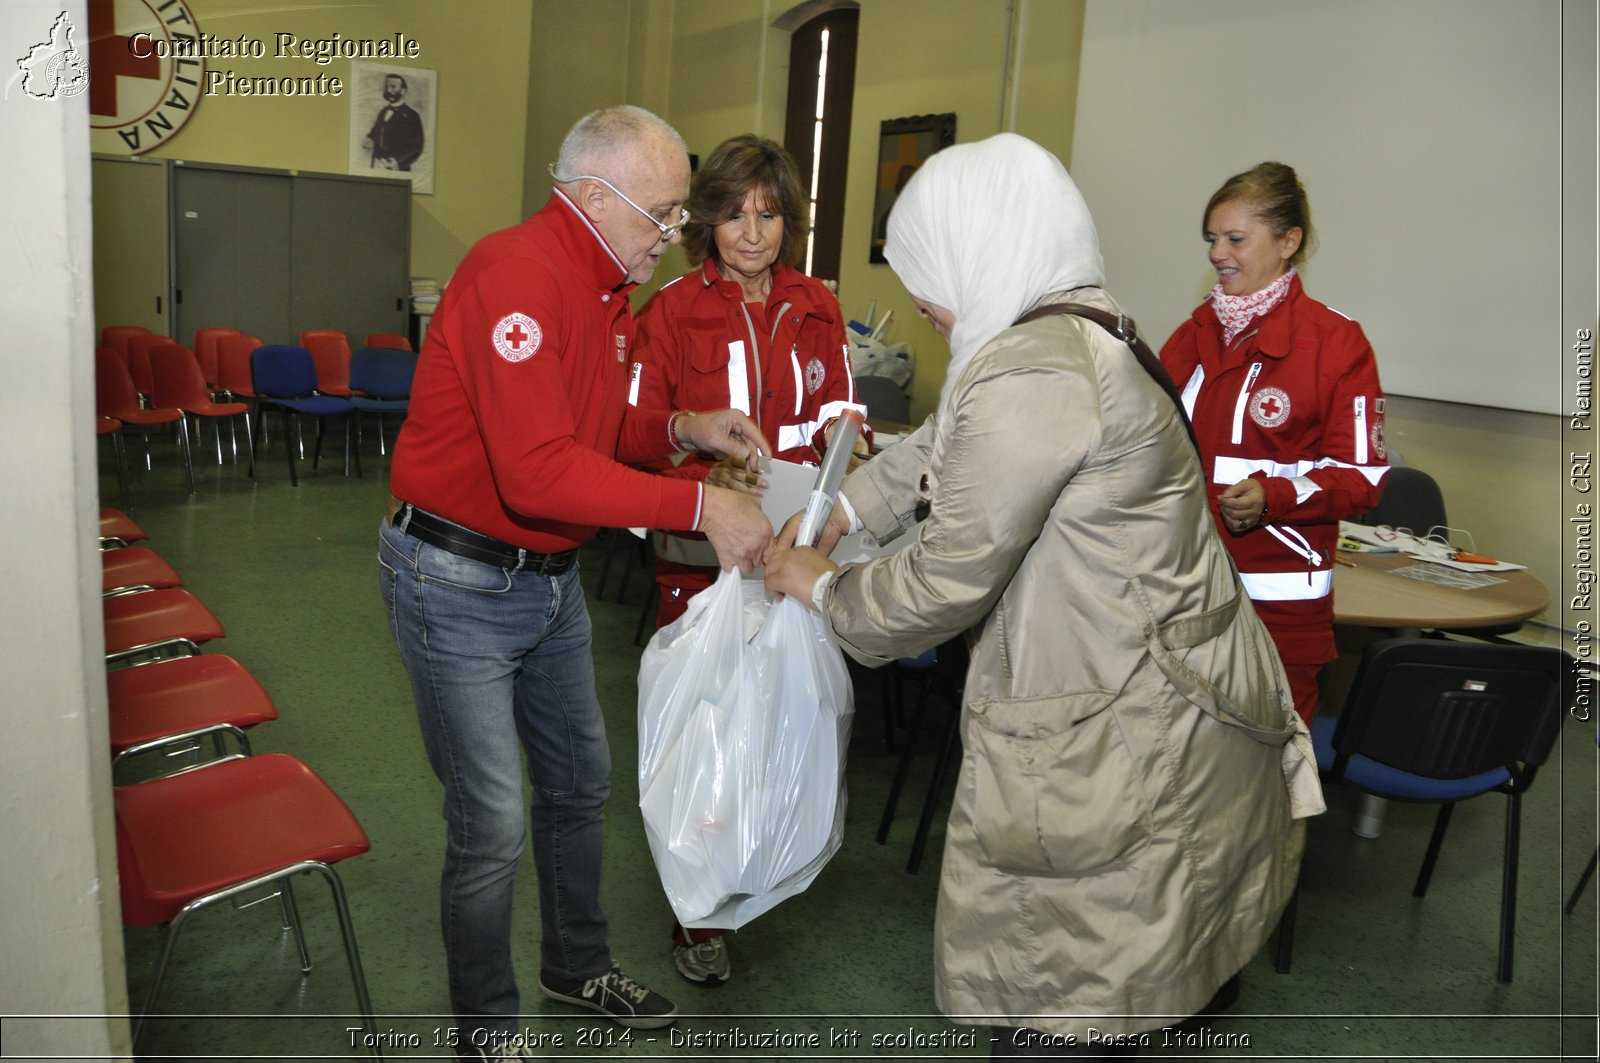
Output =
[
  {"x1": 493, "y1": 313, "x2": 543, "y2": 363},
  {"x1": 88, "y1": 0, "x2": 160, "y2": 117}
]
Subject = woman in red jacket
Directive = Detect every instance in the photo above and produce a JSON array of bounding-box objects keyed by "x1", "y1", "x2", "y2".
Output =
[
  {"x1": 1160, "y1": 162, "x2": 1389, "y2": 727},
  {"x1": 631, "y1": 133, "x2": 864, "y2": 987}
]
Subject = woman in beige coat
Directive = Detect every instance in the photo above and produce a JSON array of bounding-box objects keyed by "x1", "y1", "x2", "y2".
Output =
[{"x1": 766, "y1": 134, "x2": 1320, "y2": 1058}]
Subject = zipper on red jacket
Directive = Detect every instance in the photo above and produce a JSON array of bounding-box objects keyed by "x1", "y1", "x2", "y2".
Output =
[
  {"x1": 735, "y1": 301, "x2": 764, "y2": 432},
  {"x1": 1264, "y1": 522, "x2": 1324, "y2": 582},
  {"x1": 1230, "y1": 361, "x2": 1262, "y2": 445}
]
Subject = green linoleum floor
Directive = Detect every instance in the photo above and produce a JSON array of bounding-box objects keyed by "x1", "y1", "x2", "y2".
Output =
[{"x1": 102, "y1": 432, "x2": 1597, "y2": 1061}]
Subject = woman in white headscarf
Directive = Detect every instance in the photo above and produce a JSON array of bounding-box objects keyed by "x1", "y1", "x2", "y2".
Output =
[{"x1": 767, "y1": 134, "x2": 1317, "y2": 1058}]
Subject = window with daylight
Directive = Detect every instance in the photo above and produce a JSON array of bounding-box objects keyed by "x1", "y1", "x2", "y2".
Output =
[{"x1": 783, "y1": 6, "x2": 857, "y2": 282}]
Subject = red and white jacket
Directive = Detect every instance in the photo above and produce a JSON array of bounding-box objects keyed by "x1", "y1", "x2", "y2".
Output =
[
  {"x1": 391, "y1": 190, "x2": 700, "y2": 552},
  {"x1": 631, "y1": 259, "x2": 860, "y2": 466},
  {"x1": 1160, "y1": 275, "x2": 1388, "y2": 659}
]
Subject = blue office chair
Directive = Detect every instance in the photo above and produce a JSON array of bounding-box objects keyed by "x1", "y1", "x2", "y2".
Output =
[
  {"x1": 349, "y1": 347, "x2": 418, "y2": 455},
  {"x1": 250, "y1": 345, "x2": 360, "y2": 485},
  {"x1": 1277, "y1": 637, "x2": 1569, "y2": 982}
]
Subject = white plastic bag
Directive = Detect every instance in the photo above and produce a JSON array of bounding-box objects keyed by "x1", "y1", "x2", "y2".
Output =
[{"x1": 636, "y1": 570, "x2": 854, "y2": 930}]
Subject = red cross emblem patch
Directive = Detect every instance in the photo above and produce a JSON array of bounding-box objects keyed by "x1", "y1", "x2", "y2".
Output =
[
  {"x1": 804, "y1": 356, "x2": 826, "y2": 395},
  {"x1": 1249, "y1": 386, "x2": 1291, "y2": 429},
  {"x1": 493, "y1": 313, "x2": 542, "y2": 363}
]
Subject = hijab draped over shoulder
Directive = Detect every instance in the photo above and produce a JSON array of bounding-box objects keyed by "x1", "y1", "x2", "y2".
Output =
[{"x1": 883, "y1": 132, "x2": 1106, "y2": 409}]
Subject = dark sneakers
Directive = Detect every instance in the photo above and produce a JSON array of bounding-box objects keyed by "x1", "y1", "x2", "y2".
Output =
[
  {"x1": 672, "y1": 932, "x2": 731, "y2": 985},
  {"x1": 538, "y1": 966, "x2": 678, "y2": 1029}
]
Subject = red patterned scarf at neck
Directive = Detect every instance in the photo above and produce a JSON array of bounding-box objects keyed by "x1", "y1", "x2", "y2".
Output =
[{"x1": 1210, "y1": 268, "x2": 1296, "y2": 346}]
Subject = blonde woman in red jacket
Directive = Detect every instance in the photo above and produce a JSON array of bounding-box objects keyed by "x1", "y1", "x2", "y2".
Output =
[
  {"x1": 630, "y1": 133, "x2": 864, "y2": 987},
  {"x1": 1160, "y1": 162, "x2": 1389, "y2": 727}
]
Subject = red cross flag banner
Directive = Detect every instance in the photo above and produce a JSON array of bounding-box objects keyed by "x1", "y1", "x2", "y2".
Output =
[{"x1": 86, "y1": 0, "x2": 206, "y2": 156}]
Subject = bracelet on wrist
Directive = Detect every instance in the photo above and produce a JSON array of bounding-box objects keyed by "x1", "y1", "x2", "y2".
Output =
[{"x1": 667, "y1": 410, "x2": 695, "y2": 453}]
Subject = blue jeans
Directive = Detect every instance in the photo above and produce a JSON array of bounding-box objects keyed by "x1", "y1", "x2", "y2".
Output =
[{"x1": 378, "y1": 516, "x2": 612, "y2": 1040}]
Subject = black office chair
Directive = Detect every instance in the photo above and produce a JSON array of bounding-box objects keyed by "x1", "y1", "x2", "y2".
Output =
[
  {"x1": 1358, "y1": 466, "x2": 1448, "y2": 539},
  {"x1": 1276, "y1": 637, "x2": 1570, "y2": 982},
  {"x1": 854, "y1": 375, "x2": 910, "y2": 425}
]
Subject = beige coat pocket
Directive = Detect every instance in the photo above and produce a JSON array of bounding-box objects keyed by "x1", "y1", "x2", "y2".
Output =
[{"x1": 967, "y1": 692, "x2": 1153, "y2": 877}]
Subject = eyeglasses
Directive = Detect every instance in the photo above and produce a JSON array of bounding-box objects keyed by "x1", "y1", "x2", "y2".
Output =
[{"x1": 548, "y1": 164, "x2": 690, "y2": 243}]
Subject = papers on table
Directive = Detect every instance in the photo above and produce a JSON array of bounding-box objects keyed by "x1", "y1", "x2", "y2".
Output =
[
  {"x1": 1388, "y1": 563, "x2": 1509, "y2": 591},
  {"x1": 1336, "y1": 521, "x2": 1526, "y2": 572}
]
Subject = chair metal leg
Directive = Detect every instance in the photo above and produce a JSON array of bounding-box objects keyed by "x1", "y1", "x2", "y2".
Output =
[
  {"x1": 277, "y1": 876, "x2": 312, "y2": 973},
  {"x1": 132, "y1": 921, "x2": 184, "y2": 1048},
  {"x1": 879, "y1": 666, "x2": 901, "y2": 753},
  {"x1": 241, "y1": 412, "x2": 256, "y2": 478},
  {"x1": 877, "y1": 672, "x2": 936, "y2": 844},
  {"x1": 282, "y1": 410, "x2": 300, "y2": 486},
  {"x1": 131, "y1": 861, "x2": 382, "y2": 1058},
  {"x1": 349, "y1": 414, "x2": 362, "y2": 478},
  {"x1": 595, "y1": 530, "x2": 622, "y2": 599},
  {"x1": 1567, "y1": 849, "x2": 1598, "y2": 914},
  {"x1": 176, "y1": 416, "x2": 195, "y2": 495},
  {"x1": 1413, "y1": 802, "x2": 1455, "y2": 897},
  {"x1": 111, "y1": 428, "x2": 131, "y2": 510},
  {"x1": 908, "y1": 699, "x2": 962, "y2": 874},
  {"x1": 1497, "y1": 792, "x2": 1521, "y2": 983},
  {"x1": 1274, "y1": 888, "x2": 1298, "y2": 974},
  {"x1": 308, "y1": 862, "x2": 383, "y2": 1059},
  {"x1": 633, "y1": 589, "x2": 657, "y2": 647}
]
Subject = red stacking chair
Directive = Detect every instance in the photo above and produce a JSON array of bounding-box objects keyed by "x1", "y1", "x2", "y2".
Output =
[
  {"x1": 216, "y1": 334, "x2": 265, "y2": 460},
  {"x1": 215, "y1": 334, "x2": 263, "y2": 402},
  {"x1": 149, "y1": 341, "x2": 255, "y2": 481},
  {"x1": 102, "y1": 546, "x2": 182, "y2": 595},
  {"x1": 299, "y1": 329, "x2": 354, "y2": 397},
  {"x1": 191, "y1": 327, "x2": 241, "y2": 393},
  {"x1": 96, "y1": 347, "x2": 192, "y2": 488},
  {"x1": 101, "y1": 324, "x2": 153, "y2": 360},
  {"x1": 103, "y1": 588, "x2": 224, "y2": 666},
  {"x1": 125, "y1": 333, "x2": 172, "y2": 400},
  {"x1": 114, "y1": 754, "x2": 378, "y2": 1050},
  {"x1": 99, "y1": 415, "x2": 130, "y2": 510},
  {"x1": 100, "y1": 507, "x2": 148, "y2": 547},
  {"x1": 107, "y1": 654, "x2": 278, "y2": 765},
  {"x1": 364, "y1": 331, "x2": 413, "y2": 352}
]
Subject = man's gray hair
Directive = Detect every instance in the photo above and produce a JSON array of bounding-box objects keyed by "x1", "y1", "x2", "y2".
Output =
[{"x1": 554, "y1": 105, "x2": 686, "y2": 184}]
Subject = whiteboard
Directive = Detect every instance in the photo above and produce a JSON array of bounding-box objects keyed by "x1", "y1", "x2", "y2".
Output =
[{"x1": 1070, "y1": 0, "x2": 1567, "y2": 415}]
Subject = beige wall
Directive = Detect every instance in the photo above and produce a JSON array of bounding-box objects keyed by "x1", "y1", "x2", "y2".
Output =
[{"x1": 136, "y1": 0, "x2": 535, "y2": 285}]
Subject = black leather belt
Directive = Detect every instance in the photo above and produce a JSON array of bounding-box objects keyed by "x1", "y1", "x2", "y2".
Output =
[{"x1": 392, "y1": 503, "x2": 578, "y2": 575}]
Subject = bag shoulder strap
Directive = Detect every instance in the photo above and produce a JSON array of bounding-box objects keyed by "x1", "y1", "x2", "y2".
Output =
[{"x1": 1014, "y1": 301, "x2": 1200, "y2": 455}]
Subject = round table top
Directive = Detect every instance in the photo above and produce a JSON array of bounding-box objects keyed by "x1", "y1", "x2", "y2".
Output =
[{"x1": 1332, "y1": 549, "x2": 1551, "y2": 629}]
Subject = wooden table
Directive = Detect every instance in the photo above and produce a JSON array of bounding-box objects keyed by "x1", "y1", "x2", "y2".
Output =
[
  {"x1": 1333, "y1": 549, "x2": 1551, "y2": 628},
  {"x1": 1330, "y1": 549, "x2": 1550, "y2": 837},
  {"x1": 867, "y1": 416, "x2": 913, "y2": 453}
]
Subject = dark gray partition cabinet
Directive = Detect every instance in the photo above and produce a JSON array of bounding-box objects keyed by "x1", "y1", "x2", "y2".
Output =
[{"x1": 92, "y1": 156, "x2": 411, "y2": 347}]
